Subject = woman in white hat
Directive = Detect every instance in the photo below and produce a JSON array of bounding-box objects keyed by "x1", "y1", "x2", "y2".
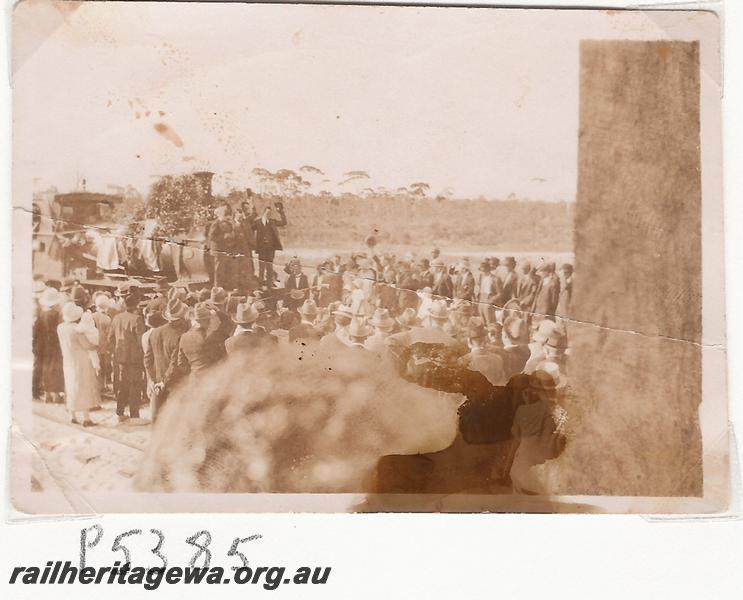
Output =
[{"x1": 57, "y1": 302, "x2": 100, "y2": 426}]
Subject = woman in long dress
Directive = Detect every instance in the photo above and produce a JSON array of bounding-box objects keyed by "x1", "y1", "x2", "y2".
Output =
[
  {"x1": 33, "y1": 288, "x2": 66, "y2": 403},
  {"x1": 57, "y1": 302, "x2": 100, "y2": 426}
]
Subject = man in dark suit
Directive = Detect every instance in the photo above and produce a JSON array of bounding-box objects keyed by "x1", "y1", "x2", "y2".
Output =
[
  {"x1": 252, "y1": 200, "x2": 287, "y2": 285},
  {"x1": 532, "y1": 262, "x2": 561, "y2": 319},
  {"x1": 396, "y1": 261, "x2": 419, "y2": 312},
  {"x1": 495, "y1": 256, "x2": 519, "y2": 308},
  {"x1": 516, "y1": 260, "x2": 539, "y2": 312},
  {"x1": 417, "y1": 258, "x2": 435, "y2": 290},
  {"x1": 166, "y1": 302, "x2": 222, "y2": 385},
  {"x1": 144, "y1": 297, "x2": 189, "y2": 420},
  {"x1": 283, "y1": 258, "x2": 309, "y2": 312},
  {"x1": 206, "y1": 205, "x2": 235, "y2": 290},
  {"x1": 312, "y1": 261, "x2": 343, "y2": 308},
  {"x1": 233, "y1": 201, "x2": 257, "y2": 290},
  {"x1": 206, "y1": 287, "x2": 233, "y2": 359},
  {"x1": 453, "y1": 259, "x2": 475, "y2": 302},
  {"x1": 288, "y1": 300, "x2": 323, "y2": 343},
  {"x1": 431, "y1": 258, "x2": 453, "y2": 300},
  {"x1": 108, "y1": 293, "x2": 146, "y2": 422}
]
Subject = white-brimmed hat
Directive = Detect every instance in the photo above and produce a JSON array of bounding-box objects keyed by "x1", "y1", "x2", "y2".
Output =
[
  {"x1": 61, "y1": 301, "x2": 84, "y2": 323},
  {"x1": 39, "y1": 288, "x2": 61, "y2": 309},
  {"x1": 32, "y1": 280, "x2": 47, "y2": 297}
]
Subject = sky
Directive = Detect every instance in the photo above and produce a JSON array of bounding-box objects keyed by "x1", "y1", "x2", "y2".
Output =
[{"x1": 12, "y1": 2, "x2": 716, "y2": 202}]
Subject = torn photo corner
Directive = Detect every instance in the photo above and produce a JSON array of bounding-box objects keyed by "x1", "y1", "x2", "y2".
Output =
[{"x1": 9, "y1": 1, "x2": 731, "y2": 515}]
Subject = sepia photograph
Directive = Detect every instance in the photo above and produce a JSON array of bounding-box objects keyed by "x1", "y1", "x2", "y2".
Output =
[{"x1": 10, "y1": 1, "x2": 728, "y2": 514}]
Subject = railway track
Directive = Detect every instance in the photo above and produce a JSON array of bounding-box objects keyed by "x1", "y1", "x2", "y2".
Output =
[{"x1": 32, "y1": 407, "x2": 147, "y2": 453}]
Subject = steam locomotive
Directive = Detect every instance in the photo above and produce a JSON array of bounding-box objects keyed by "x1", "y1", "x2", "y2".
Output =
[{"x1": 32, "y1": 175, "x2": 215, "y2": 292}]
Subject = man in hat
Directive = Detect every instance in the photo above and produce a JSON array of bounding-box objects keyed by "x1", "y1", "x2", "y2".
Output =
[
  {"x1": 516, "y1": 260, "x2": 539, "y2": 313},
  {"x1": 396, "y1": 307, "x2": 419, "y2": 331},
  {"x1": 389, "y1": 300, "x2": 459, "y2": 351},
  {"x1": 168, "y1": 302, "x2": 222, "y2": 382},
  {"x1": 417, "y1": 258, "x2": 434, "y2": 290},
  {"x1": 523, "y1": 319, "x2": 559, "y2": 374},
  {"x1": 207, "y1": 204, "x2": 236, "y2": 290},
  {"x1": 347, "y1": 318, "x2": 373, "y2": 349},
  {"x1": 145, "y1": 278, "x2": 170, "y2": 315},
  {"x1": 145, "y1": 297, "x2": 190, "y2": 419},
  {"x1": 532, "y1": 261, "x2": 561, "y2": 319},
  {"x1": 225, "y1": 302, "x2": 277, "y2": 355},
  {"x1": 541, "y1": 324, "x2": 568, "y2": 372},
  {"x1": 319, "y1": 304, "x2": 353, "y2": 352},
  {"x1": 377, "y1": 267, "x2": 399, "y2": 312},
  {"x1": 289, "y1": 300, "x2": 323, "y2": 343},
  {"x1": 142, "y1": 310, "x2": 166, "y2": 406},
  {"x1": 312, "y1": 260, "x2": 343, "y2": 308},
  {"x1": 108, "y1": 293, "x2": 147, "y2": 423},
  {"x1": 446, "y1": 299, "x2": 474, "y2": 344},
  {"x1": 476, "y1": 259, "x2": 499, "y2": 325},
  {"x1": 496, "y1": 257, "x2": 519, "y2": 307},
  {"x1": 205, "y1": 287, "x2": 233, "y2": 358},
  {"x1": 431, "y1": 257, "x2": 453, "y2": 300},
  {"x1": 365, "y1": 308, "x2": 396, "y2": 355},
  {"x1": 425, "y1": 299, "x2": 450, "y2": 331},
  {"x1": 91, "y1": 293, "x2": 113, "y2": 392},
  {"x1": 284, "y1": 258, "x2": 310, "y2": 312},
  {"x1": 501, "y1": 315, "x2": 530, "y2": 379},
  {"x1": 251, "y1": 200, "x2": 288, "y2": 285},
  {"x1": 113, "y1": 279, "x2": 140, "y2": 312},
  {"x1": 458, "y1": 317, "x2": 506, "y2": 386},
  {"x1": 453, "y1": 258, "x2": 475, "y2": 302}
]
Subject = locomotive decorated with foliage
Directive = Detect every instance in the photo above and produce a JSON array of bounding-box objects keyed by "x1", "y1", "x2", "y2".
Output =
[{"x1": 32, "y1": 171, "x2": 217, "y2": 289}]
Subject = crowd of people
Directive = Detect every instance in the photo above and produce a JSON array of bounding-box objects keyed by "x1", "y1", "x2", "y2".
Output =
[{"x1": 32, "y1": 230, "x2": 575, "y2": 493}]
